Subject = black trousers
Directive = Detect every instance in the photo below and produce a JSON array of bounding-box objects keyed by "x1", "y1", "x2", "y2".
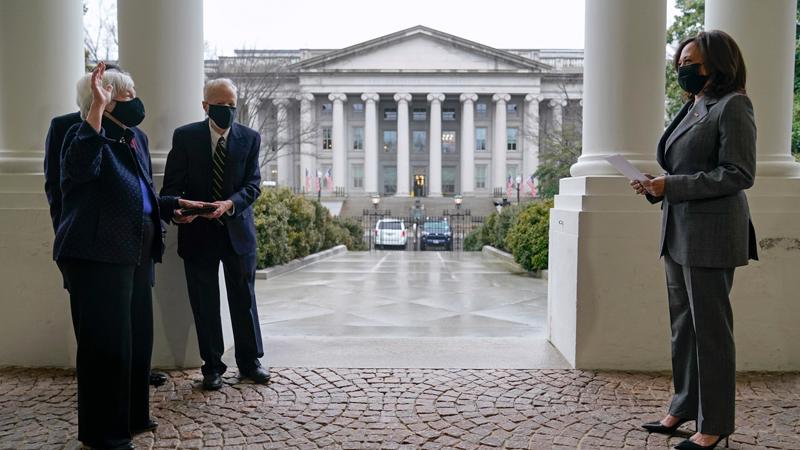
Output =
[
  {"x1": 61, "y1": 217, "x2": 155, "y2": 448},
  {"x1": 183, "y1": 226, "x2": 264, "y2": 376},
  {"x1": 664, "y1": 251, "x2": 736, "y2": 435}
]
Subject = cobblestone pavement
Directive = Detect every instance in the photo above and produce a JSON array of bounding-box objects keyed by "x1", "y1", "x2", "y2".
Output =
[{"x1": 0, "y1": 368, "x2": 797, "y2": 449}]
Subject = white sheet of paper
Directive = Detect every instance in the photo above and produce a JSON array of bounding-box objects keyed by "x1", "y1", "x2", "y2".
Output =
[{"x1": 605, "y1": 154, "x2": 648, "y2": 182}]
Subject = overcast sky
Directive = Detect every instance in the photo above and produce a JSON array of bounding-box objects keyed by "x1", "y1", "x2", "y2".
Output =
[{"x1": 84, "y1": 0, "x2": 681, "y2": 58}]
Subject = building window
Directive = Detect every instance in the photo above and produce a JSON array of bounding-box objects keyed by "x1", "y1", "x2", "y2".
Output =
[
  {"x1": 322, "y1": 127, "x2": 332, "y2": 150},
  {"x1": 321, "y1": 103, "x2": 332, "y2": 114},
  {"x1": 475, "y1": 164, "x2": 488, "y2": 189},
  {"x1": 507, "y1": 128, "x2": 518, "y2": 151},
  {"x1": 352, "y1": 103, "x2": 364, "y2": 113},
  {"x1": 476, "y1": 128, "x2": 487, "y2": 151},
  {"x1": 383, "y1": 165, "x2": 397, "y2": 195},
  {"x1": 412, "y1": 108, "x2": 427, "y2": 121},
  {"x1": 442, "y1": 108, "x2": 456, "y2": 121},
  {"x1": 383, "y1": 130, "x2": 397, "y2": 152},
  {"x1": 384, "y1": 108, "x2": 397, "y2": 120},
  {"x1": 412, "y1": 131, "x2": 426, "y2": 153},
  {"x1": 442, "y1": 167, "x2": 457, "y2": 194},
  {"x1": 352, "y1": 164, "x2": 364, "y2": 188},
  {"x1": 476, "y1": 103, "x2": 488, "y2": 117},
  {"x1": 352, "y1": 127, "x2": 364, "y2": 151},
  {"x1": 507, "y1": 103, "x2": 519, "y2": 114},
  {"x1": 442, "y1": 131, "x2": 456, "y2": 153},
  {"x1": 507, "y1": 165, "x2": 519, "y2": 182}
]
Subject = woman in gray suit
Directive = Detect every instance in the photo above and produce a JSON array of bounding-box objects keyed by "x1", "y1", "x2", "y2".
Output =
[{"x1": 631, "y1": 30, "x2": 758, "y2": 450}]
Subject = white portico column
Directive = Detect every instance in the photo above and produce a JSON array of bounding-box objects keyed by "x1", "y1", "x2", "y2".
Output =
[
  {"x1": 704, "y1": 0, "x2": 800, "y2": 370},
  {"x1": 117, "y1": 0, "x2": 205, "y2": 172},
  {"x1": 394, "y1": 93, "x2": 412, "y2": 196},
  {"x1": 492, "y1": 94, "x2": 511, "y2": 190},
  {"x1": 428, "y1": 94, "x2": 446, "y2": 197},
  {"x1": 117, "y1": 0, "x2": 207, "y2": 369},
  {"x1": 362, "y1": 93, "x2": 380, "y2": 194},
  {"x1": 523, "y1": 94, "x2": 543, "y2": 192},
  {"x1": 0, "y1": 0, "x2": 84, "y2": 367},
  {"x1": 328, "y1": 93, "x2": 348, "y2": 193},
  {"x1": 273, "y1": 98, "x2": 292, "y2": 188},
  {"x1": 547, "y1": 0, "x2": 668, "y2": 369},
  {"x1": 549, "y1": 98, "x2": 567, "y2": 142},
  {"x1": 298, "y1": 93, "x2": 316, "y2": 193},
  {"x1": 459, "y1": 93, "x2": 478, "y2": 196}
]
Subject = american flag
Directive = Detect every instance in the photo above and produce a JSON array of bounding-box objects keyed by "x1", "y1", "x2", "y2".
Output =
[
  {"x1": 315, "y1": 170, "x2": 321, "y2": 192},
  {"x1": 506, "y1": 176, "x2": 513, "y2": 199},
  {"x1": 325, "y1": 168, "x2": 333, "y2": 192},
  {"x1": 526, "y1": 174, "x2": 537, "y2": 198},
  {"x1": 305, "y1": 168, "x2": 311, "y2": 192}
]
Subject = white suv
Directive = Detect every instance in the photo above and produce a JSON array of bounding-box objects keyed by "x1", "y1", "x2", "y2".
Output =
[{"x1": 374, "y1": 218, "x2": 407, "y2": 250}]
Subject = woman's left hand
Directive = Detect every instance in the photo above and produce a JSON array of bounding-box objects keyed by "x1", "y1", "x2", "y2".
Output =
[{"x1": 643, "y1": 176, "x2": 666, "y2": 197}]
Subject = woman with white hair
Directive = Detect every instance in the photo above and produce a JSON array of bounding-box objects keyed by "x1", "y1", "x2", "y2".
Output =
[{"x1": 54, "y1": 62, "x2": 203, "y2": 450}]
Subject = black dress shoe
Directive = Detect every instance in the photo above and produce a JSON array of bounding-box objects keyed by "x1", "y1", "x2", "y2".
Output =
[
  {"x1": 81, "y1": 442, "x2": 134, "y2": 450},
  {"x1": 240, "y1": 366, "x2": 271, "y2": 384},
  {"x1": 131, "y1": 419, "x2": 158, "y2": 435},
  {"x1": 674, "y1": 435, "x2": 729, "y2": 449},
  {"x1": 202, "y1": 373, "x2": 223, "y2": 390},
  {"x1": 149, "y1": 371, "x2": 168, "y2": 387},
  {"x1": 642, "y1": 417, "x2": 693, "y2": 434}
]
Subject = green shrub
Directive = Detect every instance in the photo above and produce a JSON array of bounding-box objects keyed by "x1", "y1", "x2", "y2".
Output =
[{"x1": 504, "y1": 199, "x2": 553, "y2": 271}]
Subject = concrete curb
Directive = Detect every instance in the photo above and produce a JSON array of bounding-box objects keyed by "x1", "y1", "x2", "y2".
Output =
[
  {"x1": 256, "y1": 245, "x2": 348, "y2": 280},
  {"x1": 481, "y1": 245, "x2": 548, "y2": 279}
]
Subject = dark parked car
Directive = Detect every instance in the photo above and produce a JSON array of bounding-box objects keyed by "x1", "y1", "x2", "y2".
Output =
[{"x1": 420, "y1": 219, "x2": 452, "y2": 251}]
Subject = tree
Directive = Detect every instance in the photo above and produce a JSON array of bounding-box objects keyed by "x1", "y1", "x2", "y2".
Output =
[
  {"x1": 83, "y1": 0, "x2": 118, "y2": 68},
  {"x1": 532, "y1": 83, "x2": 583, "y2": 198},
  {"x1": 665, "y1": 0, "x2": 705, "y2": 121}
]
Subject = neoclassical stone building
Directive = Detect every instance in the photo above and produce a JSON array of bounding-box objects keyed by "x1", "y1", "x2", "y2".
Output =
[{"x1": 208, "y1": 26, "x2": 583, "y2": 197}]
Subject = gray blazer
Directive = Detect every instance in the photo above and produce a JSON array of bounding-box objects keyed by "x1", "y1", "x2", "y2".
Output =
[{"x1": 648, "y1": 92, "x2": 759, "y2": 268}]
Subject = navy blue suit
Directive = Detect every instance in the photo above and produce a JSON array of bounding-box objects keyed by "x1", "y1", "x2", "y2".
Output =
[
  {"x1": 57, "y1": 120, "x2": 175, "y2": 448},
  {"x1": 44, "y1": 111, "x2": 82, "y2": 233},
  {"x1": 161, "y1": 119, "x2": 264, "y2": 376}
]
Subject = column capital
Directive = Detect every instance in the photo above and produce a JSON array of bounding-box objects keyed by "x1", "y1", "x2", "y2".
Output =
[
  {"x1": 459, "y1": 93, "x2": 478, "y2": 103},
  {"x1": 394, "y1": 93, "x2": 412, "y2": 103},
  {"x1": 492, "y1": 93, "x2": 511, "y2": 103},
  {"x1": 524, "y1": 94, "x2": 544, "y2": 103},
  {"x1": 272, "y1": 97, "x2": 292, "y2": 107},
  {"x1": 427, "y1": 93, "x2": 446, "y2": 103},
  {"x1": 361, "y1": 93, "x2": 380, "y2": 103},
  {"x1": 296, "y1": 93, "x2": 315, "y2": 103},
  {"x1": 328, "y1": 93, "x2": 348, "y2": 103},
  {"x1": 549, "y1": 98, "x2": 568, "y2": 107}
]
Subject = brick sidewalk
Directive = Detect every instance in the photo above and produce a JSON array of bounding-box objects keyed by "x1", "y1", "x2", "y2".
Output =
[{"x1": 0, "y1": 368, "x2": 797, "y2": 449}]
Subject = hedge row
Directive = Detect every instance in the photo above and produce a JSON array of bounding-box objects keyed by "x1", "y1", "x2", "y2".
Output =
[
  {"x1": 252, "y1": 188, "x2": 366, "y2": 269},
  {"x1": 464, "y1": 199, "x2": 553, "y2": 271}
]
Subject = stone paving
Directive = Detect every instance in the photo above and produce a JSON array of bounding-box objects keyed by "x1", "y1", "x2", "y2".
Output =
[{"x1": 1, "y1": 367, "x2": 797, "y2": 449}]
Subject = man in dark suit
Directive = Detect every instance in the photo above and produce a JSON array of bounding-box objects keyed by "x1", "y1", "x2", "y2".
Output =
[
  {"x1": 44, "y1": 65, "x2": 168, "y2": 388},
  {"x1": 161, "y1": 78, "x2": 268, "y2": 390}
]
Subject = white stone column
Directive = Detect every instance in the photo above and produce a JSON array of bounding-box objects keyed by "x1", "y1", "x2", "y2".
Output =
[
  {"x1": 117, "y1": 0, "x2": 205, "y2": 172},
  {"x1": 703, "y1": 0, "x2": 800, "y2": 370},
  {"x1": 492, "y1": 94, "x2": 511, "y2": 190},
  {"x1": 428, "y1": 94, "x2": 446, "y2": 197},
  {"x1": 459, "y1": 94, "x2": 478, "y2": 196},
  {"x1": 549, "y1": 98, "x2": 567, "y2": 143},
  {"x1": 523, "y1": 94, "x2": 543, "y2": 193},
  {"x1": 0, "y1": 0, "x2": 84, "y2": 366},
  {"x1": 394, "y1": 93, "x2": 412, "y2": 196},
  {"x1": 362, "y1": 93, "x2": 380, "y2": 194},
  {"x1": 548, "y1": 0, "x2": 669, "y2": 369},
  {"x1": 298, "y1": 93, "x2": 317, "y2": 193},
  {"x1": 328, "y1": 93, "x2": 348, "y2": 193},
  {"x1": 273, "y1": 98, "x2": 292, "y2": 188},
  {"x1": 118, "y1": 0, "x2": 207, "y2": 368}
]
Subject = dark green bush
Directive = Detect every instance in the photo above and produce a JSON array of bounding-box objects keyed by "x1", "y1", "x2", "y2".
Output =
[
  {"x1": 253, "y1": 188, "x2": 365, "y2": 269},
  {"x1": 504, "y1": 199, "x2": 553, "y2": 271}
]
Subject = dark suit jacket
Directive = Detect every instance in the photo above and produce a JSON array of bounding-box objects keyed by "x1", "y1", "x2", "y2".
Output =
[
  {"x1": 44, "y1": 112, "x2": 82, "y2": 233},
  {"x1": 160, "y1": 120, "x2": 261, "y2": 259},
  {"x1": 54, "y1": 121, "x2": 177, "y2": 272},
  {"x1": 648, "y1": 93, "x2": 758, "y2": 268}
]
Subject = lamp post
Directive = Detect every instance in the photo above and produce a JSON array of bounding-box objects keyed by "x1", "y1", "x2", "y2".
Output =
[
  {"x1": 371, "y1": 194, "x2": 380, "y2": 210},
  {"x1": 454, "y1": 194, "x2": 463, "y2": 210},
  {"x1": 364, "y1": 194, "x2": 390, "y2": 251},
  {"x1": 515, "y1": 175, "x2": 522, "y2": 205},
  {"x1": 444, "y1": 194, "x2": 470, "y2": 251}
]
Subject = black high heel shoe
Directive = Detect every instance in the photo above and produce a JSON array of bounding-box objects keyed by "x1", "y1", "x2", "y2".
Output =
[
  {"x1": 674, "y1": 434, "x2": 729, "y2": 449},
  {"x1": 641, "y1": 417, "x2": 692, "y2": 434}
]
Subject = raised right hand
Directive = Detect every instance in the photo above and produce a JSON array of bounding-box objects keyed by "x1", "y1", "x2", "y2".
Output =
[{"x1": 90, "y1": 62, "x2": 113, "y2": 109}]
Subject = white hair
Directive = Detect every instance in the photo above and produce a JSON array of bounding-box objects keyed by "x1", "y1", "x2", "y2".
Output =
[
  {"x1": 75, "y1": 69, "x2": 135, "y2": 119},
  {"x1": 204, "y1": 78, "x2": 238, "y2": 101}
]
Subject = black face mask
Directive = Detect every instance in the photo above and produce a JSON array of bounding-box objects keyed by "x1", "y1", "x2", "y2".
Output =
[
  {"x1": 677, "y1": 63, "x2": 709, "y2": 96},
  {"x1": 109, "y1": 97, "x2": 146, "y2": 128},
  {"x1": 208, "y1": 104, "x2": 236, "y2": 129}
]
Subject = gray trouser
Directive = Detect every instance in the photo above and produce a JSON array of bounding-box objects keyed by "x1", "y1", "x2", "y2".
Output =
[{"x1": 664, "y1": 251, "x2": 736, "y2": 436}]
